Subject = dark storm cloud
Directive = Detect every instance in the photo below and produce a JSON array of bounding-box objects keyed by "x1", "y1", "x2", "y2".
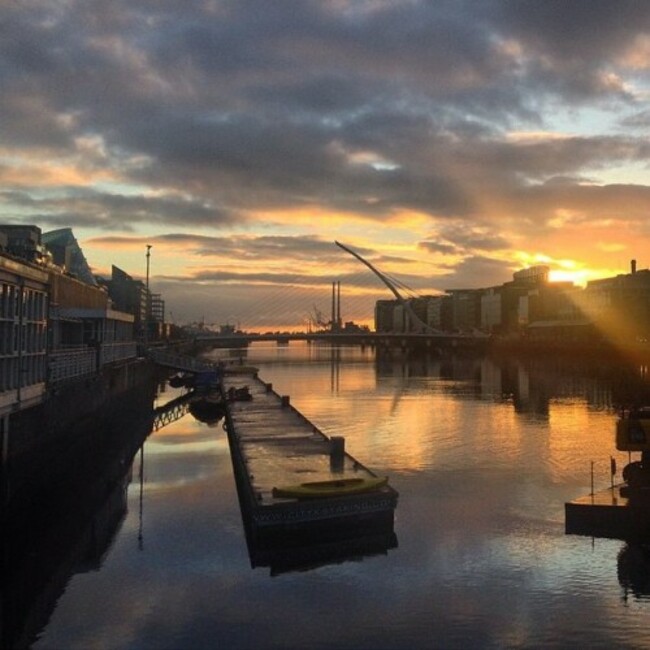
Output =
[
  {"x1": 438, "y1": 255, "x2": 513, "y2": 290},
  {"x1": 0, "y1": 189, "x2": 235, "y2": 230},
  {"x1": 488, "y1": 0, "x2": 650, "y2": 99},
  {"x1": 492, "y1": 0, "x2": 650, "y2": 63},
  {"x1": 1, "y1": 0, "x2": 650, "y2": 230}
]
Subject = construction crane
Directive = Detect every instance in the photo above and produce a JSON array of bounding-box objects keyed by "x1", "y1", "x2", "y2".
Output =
[{"x1": 311, "y1": 305, "x2": 330, "y2": 330}]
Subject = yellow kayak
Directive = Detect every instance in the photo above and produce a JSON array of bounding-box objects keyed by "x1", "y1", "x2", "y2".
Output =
[{"x1": 272, "y1": 476, "x2": 388, "y2": 499}]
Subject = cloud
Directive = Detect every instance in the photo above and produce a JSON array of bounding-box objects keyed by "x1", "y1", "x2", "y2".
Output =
[
  {"x1": 438, "y1": 255, "x2": 514, "y2": 290},
  {"x1": 2, "y1": 1, "x2": 649, "y2": 226},
  {"x1": 89, "y1": 233, "x2": 347, "y2": 262},
  {"x1": 621, "y1": 109, "x2": 650, "y2": 129},
  {"x1": 2, "y1": 1, "x2": 650, "y2": 326},
  {"x1": 0, "y1": 189, "x2": 237, "y2": 230},
  {"x1": 419, "y1": 241, "x2": 459, "y2": 255}
]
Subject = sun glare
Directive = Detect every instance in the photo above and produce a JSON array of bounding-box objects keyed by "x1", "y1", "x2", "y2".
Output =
[{"x1": 548, "y1": 269, "x2": 589, "y2": 287}]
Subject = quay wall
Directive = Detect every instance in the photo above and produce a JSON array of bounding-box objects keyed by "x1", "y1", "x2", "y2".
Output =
[
  {"x1": 2, "y1": 389, "x2": 154, "y2": 649},
  {"x1": 2, "y1": 357, "x2": 157, "y2": 512}
]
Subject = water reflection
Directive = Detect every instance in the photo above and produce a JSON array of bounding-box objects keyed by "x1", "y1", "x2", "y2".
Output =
[
  {"x1": 20, "y1": 344, "x2": 650, "y2": 648},
  {"x1": 248, "y1": 528, "x2": 398, "y2": 577},
  {"x1": 187, "y1": 394, "x2": 226, "y2": 426},
  {"x1": 0, "y1": 398, "x2": 154, "y2": 650},
  {"x1": 374, "y1": 350, "x2": 650, "y2": 418},
  {"x1": 619, "y1": 543, "x2": 650, "y2": 602}
]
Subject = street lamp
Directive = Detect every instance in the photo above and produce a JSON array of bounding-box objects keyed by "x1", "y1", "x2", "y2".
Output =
[{"x1": 145, "y1": 244, "x2": 152, "y2": 347}]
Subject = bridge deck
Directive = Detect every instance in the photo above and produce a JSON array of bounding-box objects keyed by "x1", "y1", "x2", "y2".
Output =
[{"x1": 222, "y1": 370, "x2": 398, "y2": 541}]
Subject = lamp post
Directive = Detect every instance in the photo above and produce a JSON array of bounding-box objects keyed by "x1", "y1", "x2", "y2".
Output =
[{"x1": 145, "y1": 244, "x2": 152, "y2": 347}]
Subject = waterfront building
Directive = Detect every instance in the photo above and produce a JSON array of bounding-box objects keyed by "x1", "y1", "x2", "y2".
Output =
[
  {"x1": 512, "y1": 265, "x2": 549, "y2": 284},
  {"x1": 446, "y1": 288, "x2": 483, "y2": 332},
  {"x1": 42, "y1": 228, "x2": 98, "y2": 286},
  {"x1": 149, "y1": 292, "x2": 169, "y2": 339},
  {"x1": 575, "y1": 260, "x2": 650, "y2": 344},
  {"x1": 425, "y1": 295, "x2": 451, "y2": 330},
  {"x1": 392, "y1": 303, "x2": 407, "y2": 332},
  {"x1": 481, "y1": 288, "x2": 503, "y2": 332},
  {"x1": 0, "y1": 254, "x2": 49, "y2": 416},
  {"x1": 373, "y1": 264, "x2": 583, "y2": 336},
  {"x1": 520, "y1": 282, "x2": 579, "y2": 325},
  {"x1": 100, "y1": 265, "x2": 148, "y2": 338},
  {"x1": 375, "y1": 296, "x2": 450, "y2": 333},
  {"x1": 0, "y1": 225, "x2": 50, "y2": 265},
  {"x1": 0, "y1": 227, "x2": 142, "y2": 415},
  {"x1": 406, "y1": 296, "x2": 433, "y2": 332},
  {"x1": 375, "y1": 300, "x2": 397, "y2": 332},
  {"x1": 100, "y1": 271, "x2": 168, "y2": 342},
  {"x1": 48, "y1": 270, "x2": 136, "y2": 383},
  {"x1": 0, "y1": 224, "x2": 168, "y2": 514},
  {"x1": 481, "y1": 266, "x2": 555, "y2": 333}
]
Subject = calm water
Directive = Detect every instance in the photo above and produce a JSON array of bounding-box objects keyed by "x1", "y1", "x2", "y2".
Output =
[{"x1": 21, "y1": 343, "x2": 650, "y2": 648}]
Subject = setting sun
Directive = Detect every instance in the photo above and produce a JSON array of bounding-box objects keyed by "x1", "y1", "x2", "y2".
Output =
[{"x1": 548, "y1": 268, "x2": 591, "y2": 287}]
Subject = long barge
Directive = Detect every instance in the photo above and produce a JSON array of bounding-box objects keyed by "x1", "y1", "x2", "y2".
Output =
[{"x1": 221, "y1": 370, "x2": 398, "y2": 547}]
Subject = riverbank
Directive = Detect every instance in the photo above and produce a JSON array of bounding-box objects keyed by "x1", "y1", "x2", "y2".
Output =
[
  {"x1": 1, "y1": 379, "x2": 158, "y2": 650},
  {"x1": 1, "y1": 357, "x2": 158, "y2": 514}
]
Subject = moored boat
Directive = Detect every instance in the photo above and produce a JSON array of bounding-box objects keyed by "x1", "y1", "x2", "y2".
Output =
[{"x1": 617, "y1": 407, "x2": 650, "y2": 488}]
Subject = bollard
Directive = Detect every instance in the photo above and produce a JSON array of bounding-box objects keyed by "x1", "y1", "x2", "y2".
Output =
[
  {"x1": 266, "y1": 383, "x2": 273, "y2": 392},
  {"x1": 330, "y1": 436, "x2": 345, "y2": 472},
  {"x1": 281, "y1": 395, "x2": 290, "y2": 408}
]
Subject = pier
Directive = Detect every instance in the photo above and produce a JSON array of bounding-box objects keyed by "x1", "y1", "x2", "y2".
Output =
[
  {"x1": 221, "y1": 369, "x2": 398, "y2": 546},
  {"x1": 566, "y1": 486, "x2": 650, "y2": 540}
]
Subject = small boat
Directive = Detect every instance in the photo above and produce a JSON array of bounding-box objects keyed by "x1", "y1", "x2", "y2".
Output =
[
  {"x1": 189, "y1": 394, "x2": 226, "y2": 424},
  {"x1": 169, "y1": 373, "x2": 194, "y2": 388},
  {"x1": 272, "y1": 476, "x2": 388, "y2": 499}
]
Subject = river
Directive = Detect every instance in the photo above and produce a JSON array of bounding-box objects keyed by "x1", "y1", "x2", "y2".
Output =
[{"x1": 17, "y1": 343, "x2": 650, "y2": 648}]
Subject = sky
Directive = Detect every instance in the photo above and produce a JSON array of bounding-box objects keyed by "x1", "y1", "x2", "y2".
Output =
[{"x1": 2, "y1": 0, "x2": 650, "y2": 331}]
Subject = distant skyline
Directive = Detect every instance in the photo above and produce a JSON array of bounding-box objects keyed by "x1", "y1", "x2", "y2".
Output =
[{"x1": 2, "y1": 1, "x2": 650, "y2": 330}]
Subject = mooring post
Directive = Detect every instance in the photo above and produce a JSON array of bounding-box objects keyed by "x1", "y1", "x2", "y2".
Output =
[
  {"x1": 281, "y1": 395, "x2": 290, "y2": 408},
  {"x1": 330, "y1": 436, "x2": 345, "y2": 472}
]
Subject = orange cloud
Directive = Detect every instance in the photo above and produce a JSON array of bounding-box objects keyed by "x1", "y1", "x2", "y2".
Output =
[{"x1": 0, "y1": 152, "x2": 115, "y2": 187}]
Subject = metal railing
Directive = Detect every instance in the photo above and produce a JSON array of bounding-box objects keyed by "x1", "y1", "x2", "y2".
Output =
[
  {"x1": 146, "y1": 348, "x2": 218, "y2": 373},
  {"x1": 48, "y1": 341, "x2": 139, "y2": 384},
  {"x1": 100, "y1": 342, "x2": 138, "y2": 365},
  {"x1": 49, "y1": 348, "x2": 96, "y2": 383}
]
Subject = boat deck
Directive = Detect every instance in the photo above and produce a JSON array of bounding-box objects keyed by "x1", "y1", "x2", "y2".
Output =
[{"x1": 221, "y1": 370, "x2": 398, "y2": 543}]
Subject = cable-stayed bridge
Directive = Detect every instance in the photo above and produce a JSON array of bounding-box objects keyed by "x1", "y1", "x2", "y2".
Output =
[{"x1": 193, "y1": 241, "x2": 488, "y2": 347}]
